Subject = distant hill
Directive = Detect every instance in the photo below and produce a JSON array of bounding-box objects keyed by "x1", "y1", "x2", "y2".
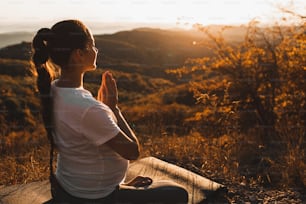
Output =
[
  {"x1": 0, "y1": 42, "x2": 32, "y2": 61},
  {"x1": 94, "y1": 27, "x2": 213, "y2": 68},
  {"x1": 0, "y1": 25, "x2": 254, "y2": 134},
  {"x1": 0, "y1": 32, "x2": 34, "y2": 49},
  {"x1": 0, "y1": 28, "x2": 211, "y2": 67},
  {"x1": 0, "y1": 26, "x2": 246, "y2": 76}
]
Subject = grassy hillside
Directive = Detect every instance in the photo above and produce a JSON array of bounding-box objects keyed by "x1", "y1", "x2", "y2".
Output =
[
  {"x1": 0, "y1": 25, "x2": 305, "y2": 202},
  {"x1": 96, "y1": 28, "x2": 210, "y2": 66},
  {"x1": 0, "y1": 27, "x2": 212, "y2": 186}
]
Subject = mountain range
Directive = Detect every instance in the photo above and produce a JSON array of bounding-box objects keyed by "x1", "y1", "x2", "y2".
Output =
[{"x1": 0, "y1": 26, "x2": 246, "y2": 73}]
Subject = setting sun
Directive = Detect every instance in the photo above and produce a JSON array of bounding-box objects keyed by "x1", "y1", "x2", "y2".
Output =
[{"x1": 0, "y1": 0, "x2": 305, "y2": 33}]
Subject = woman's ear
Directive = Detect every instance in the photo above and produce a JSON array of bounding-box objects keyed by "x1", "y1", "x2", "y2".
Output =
[
  {"x1": 68, "y1": 49, "x2": 84, "y2": 66},
  {"x1": 72, "y1": 49, "x2": 84, "y2": 59}
]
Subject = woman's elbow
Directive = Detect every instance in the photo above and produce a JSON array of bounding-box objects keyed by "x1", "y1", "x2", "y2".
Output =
[
  {"x1": 105, "y1": 134, "x2": 140, "y2": 160},
  {"x1": 125, "y1": 143, "x2": 140, "y2": 160}
]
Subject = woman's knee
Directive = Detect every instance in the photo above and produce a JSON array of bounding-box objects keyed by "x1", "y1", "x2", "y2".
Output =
[
  {"x1": 158, "y1": 185, "x2": 189, "y2": 203},
  {"x1": 173, "y1": 186, "x2": 189, "y2": 203},
  {"x1": 116, "y1": 183, "x2": 189, "y2": 203}
]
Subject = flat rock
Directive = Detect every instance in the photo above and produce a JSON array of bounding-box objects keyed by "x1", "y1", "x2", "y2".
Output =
[{"x1": 0, "y1": 157, "x2": 225, "y2": 204}]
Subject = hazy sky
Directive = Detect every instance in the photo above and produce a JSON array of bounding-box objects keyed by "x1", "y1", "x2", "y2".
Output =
[{"x1": 0, "y1": 0, "x2": 304, "y2": 33}]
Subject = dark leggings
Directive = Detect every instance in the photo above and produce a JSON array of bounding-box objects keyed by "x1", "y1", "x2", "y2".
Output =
[
  {"x1": 52, "y1": 180, "x2": 188, "y2": 204},
  {"x1": 114, "y1": 180, "x2": 188, "y2": 204}
]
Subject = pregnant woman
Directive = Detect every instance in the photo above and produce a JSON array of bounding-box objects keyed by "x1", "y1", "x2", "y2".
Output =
[{"x1": 32, "y1": 19, "x2": 188, "y2": 203}]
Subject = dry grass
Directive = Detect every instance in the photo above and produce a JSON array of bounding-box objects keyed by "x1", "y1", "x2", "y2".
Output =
[
  {"x1": 139, "y1": 130, "x2": 306, "y2": 188},
  {"x1": 0, "y1": 125, "x2": 50, "y2": 185},
  {"x1": 139, "y1": 132, "x2": 241, "y2": 184},
  {"x1": 1, "y1": 125, "x2": 305, "y2": 190}
]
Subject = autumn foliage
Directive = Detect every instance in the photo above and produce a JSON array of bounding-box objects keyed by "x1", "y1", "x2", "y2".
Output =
[
  {"x1": 0, "y1": 15, "x2": 305, "y2": 190},
  {"x1": 167, "y1": 16, "x2": 305, "y2": 186}
]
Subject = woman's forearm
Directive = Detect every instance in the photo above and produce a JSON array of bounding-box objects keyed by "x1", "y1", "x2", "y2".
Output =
[{"x1": 112, "y1": 106, "x2": 139, "y2": 144}]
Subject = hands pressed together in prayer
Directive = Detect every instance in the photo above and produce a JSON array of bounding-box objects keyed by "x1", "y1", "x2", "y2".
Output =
[
  {"x1": 97, "y1": 71, "x2": 152, "y2": 187},
  {"x1": 97, "y1": 72, "x2": 152, "y2": 188},
  {"x1": 97, "y1": 71, "x2": 118, "y2": 110}
]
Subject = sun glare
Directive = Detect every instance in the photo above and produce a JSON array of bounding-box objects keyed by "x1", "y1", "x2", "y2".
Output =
[{"x1": 0, "y1": 0, "x2": 304, "y2": 33}]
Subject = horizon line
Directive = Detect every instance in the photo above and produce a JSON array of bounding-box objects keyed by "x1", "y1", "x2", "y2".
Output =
[{"x1": 0, "y1": 19, "x2": 279, "y2": 35}]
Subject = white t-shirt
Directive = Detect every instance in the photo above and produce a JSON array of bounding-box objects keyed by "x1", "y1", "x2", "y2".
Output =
[{"x1": 51, "y1": 80, "x2": 128, "y2": 199}]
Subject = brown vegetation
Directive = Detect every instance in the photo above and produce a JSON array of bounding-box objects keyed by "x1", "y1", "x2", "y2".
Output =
[
  {"x1": 0, "y1": 18, "x2": 305, "y2": 202},
  {"x1": 167, "y1": 16, "x2": 306, "y2": 188}
]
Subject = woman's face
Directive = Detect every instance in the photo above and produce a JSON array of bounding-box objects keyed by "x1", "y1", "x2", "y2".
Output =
[{"x1": 81, "y1": 34, "x2": 98, "y2": 72}]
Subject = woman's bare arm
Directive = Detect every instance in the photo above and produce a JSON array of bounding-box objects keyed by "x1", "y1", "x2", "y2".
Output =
[{"x1": 98, "y1": 71, "x2": 140, "y2": 160}]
